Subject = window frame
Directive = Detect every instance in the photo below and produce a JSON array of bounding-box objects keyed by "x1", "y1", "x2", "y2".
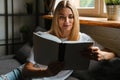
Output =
[{"x1": 75, "y1": 0, "x2": 106, "y2": 17}]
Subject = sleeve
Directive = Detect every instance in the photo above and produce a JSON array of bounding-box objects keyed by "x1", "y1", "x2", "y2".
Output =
[
  {"x1": 26, "y1": 47, "x2": 36, "y2": 64},
  {"x1": 81, "y1": 33, "x2": 104, "y2": 50}
]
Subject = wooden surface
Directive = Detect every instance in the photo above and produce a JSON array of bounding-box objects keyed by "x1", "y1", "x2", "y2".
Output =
[{"x1": 42, "y1": 15, "x2": 120, "y2": 29}]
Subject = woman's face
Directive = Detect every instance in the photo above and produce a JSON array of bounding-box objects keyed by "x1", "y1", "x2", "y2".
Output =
[{"x1": 58, "y1": 8, "x2": 74, "y2": 32}]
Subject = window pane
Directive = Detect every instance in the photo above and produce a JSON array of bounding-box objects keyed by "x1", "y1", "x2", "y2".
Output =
[{"x1": 80, "y1": 0, "x2": 95, "y2": 8}]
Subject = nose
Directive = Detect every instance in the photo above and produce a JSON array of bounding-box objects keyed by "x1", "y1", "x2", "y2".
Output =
[{"x1": 65, "y1": 17, "x2": 69, "y2": 23}]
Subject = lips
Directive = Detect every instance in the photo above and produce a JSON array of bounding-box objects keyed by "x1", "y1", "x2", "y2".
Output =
[
  {"x1": 63, "y1": 24, "x2": 71, "y2": 27},
  {"x1": 64, "y1": 25, "x2": 69, "y2": 27}
]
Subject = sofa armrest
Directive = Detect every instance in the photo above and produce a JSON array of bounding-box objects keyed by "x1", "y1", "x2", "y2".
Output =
[{"x1": 0, "y1": 55, "x2": 15, "y2": 60}]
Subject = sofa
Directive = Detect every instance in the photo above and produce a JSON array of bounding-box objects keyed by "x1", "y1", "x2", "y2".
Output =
[
  {"x1": 0, "y1": 43, "x2": 32, "y2": 75},
  {"x1": 1, "y1": 27, "x2": 120, "y2": 80},
  {"x1": 0, "y1": 27, "x2": 47, "y2": 75}
]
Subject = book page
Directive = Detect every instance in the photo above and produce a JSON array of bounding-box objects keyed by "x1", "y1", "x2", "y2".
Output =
[
  {"x1": 63, "y1": 40, "x2": 93, "y2": 44},
  {"x1": 35, "y1": 31, "x2": 45, "y2": 35},
  {"x1": 35, "y1": 32, "x2": 62, "y2": 43}
]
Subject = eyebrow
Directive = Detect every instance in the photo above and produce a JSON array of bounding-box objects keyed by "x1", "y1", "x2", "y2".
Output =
[{"x1": 58, "y1": 13, "x2": 73, "y2": 15}]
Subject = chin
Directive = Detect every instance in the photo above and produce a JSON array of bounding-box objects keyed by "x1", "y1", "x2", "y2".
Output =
[{"x1": 63, "y1": 27, "x2": 72, "y2": 30}]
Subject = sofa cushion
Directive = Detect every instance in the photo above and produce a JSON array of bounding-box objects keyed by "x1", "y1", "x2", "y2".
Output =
[
  {"x1": 15, "y1": 27, "x2": 46, "y2": 64},
  {"x1": 15, "y1": 43, "x2": 32, "y2": 64},
  {"x1": 0, "y1": 59, "x2": 21, "y2": 74},
  {"x1": 34, "y1": 26, "x2": 47, "y2": 32}
]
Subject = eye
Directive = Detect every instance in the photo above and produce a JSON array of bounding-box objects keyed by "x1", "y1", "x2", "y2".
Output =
[
  {"x1": 59, "y1": 15, "x2": 66, "y2": 20},
  {"x1": 58, "y1": 15, "x2": 74, "y2": 20},
  {"x1": 69, "y1": 15, "x2": 74, "y2": 19}
]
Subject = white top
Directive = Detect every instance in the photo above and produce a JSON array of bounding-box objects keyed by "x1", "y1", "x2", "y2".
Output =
[{"x1": 27, "y1": 32, "x2": 103, "y2": 80}]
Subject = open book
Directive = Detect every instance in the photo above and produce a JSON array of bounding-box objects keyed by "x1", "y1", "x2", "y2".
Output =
[{"x1": 33, "y1": 31, "x2": 93, "y2": 70}]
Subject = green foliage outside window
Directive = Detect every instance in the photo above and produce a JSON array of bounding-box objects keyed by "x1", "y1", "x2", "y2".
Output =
[
  {"x1": 105, "y1": 0, "x2": 120, "y2": 5},
  {"x1": 80, "y1": 0, "x2": 94, "y2": 7}
]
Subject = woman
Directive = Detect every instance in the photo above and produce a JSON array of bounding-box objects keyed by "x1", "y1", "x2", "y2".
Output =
[
  {"x1": 0, "y1": 0, "x2": 116, "y2": 80},
  {"x1": 23, "y1": 0, "x2": 117, "y2": 80}
]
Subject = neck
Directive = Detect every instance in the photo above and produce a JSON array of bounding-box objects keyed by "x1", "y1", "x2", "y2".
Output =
[{"x1": 61, "y1": 30, "x2": 71, "y2": 38}]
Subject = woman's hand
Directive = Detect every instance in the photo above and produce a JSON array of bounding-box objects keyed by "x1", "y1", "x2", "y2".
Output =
[
  {"x1": 90, "y1": 46, "x2": 115, "y2": 61},
  {"x1": 46, "y1": 61, "x2": 64, "y2": 76}
]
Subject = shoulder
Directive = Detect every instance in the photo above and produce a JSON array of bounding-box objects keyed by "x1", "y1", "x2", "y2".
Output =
[
  {"x1": 79, "y1": 32, "x2": 93, "y2": 41},
  {"x1": 80, "y1": 32, "x2": 90, "y2": 37}
]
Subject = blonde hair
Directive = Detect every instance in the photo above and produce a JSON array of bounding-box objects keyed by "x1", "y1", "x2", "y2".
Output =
[{"x1": 49, "y1": 0, "x2": 80, "y2": 41}]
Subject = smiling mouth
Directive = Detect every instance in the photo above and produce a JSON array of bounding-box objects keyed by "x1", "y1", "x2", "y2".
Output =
[{"x1": 64, "y1": 25, "x2": 70, "y2": 27}]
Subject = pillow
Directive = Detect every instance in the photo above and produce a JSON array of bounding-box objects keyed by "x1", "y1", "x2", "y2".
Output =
[
  {"x1": 15, "y1": 43, "x2": 32, "y2": 64},
  {"x1": 34, "y1": 26, "x2": 47, "y2": 32}
]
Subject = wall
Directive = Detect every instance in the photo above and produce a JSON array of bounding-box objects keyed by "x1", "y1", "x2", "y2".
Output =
[
  {"x1": 0, "y1": 0, "x2": 44, "y2": 56},
  {"x1": 0, "y1": 0, "x2": 27, "y2": 56},
  {"x1": 81, "y1": 24, "x2": 120, "y2": 57}
]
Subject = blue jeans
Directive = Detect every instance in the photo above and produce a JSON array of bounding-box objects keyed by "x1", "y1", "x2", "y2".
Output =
[{"x1": 0, "y1": 67, "x2": 24, "y2": 80}]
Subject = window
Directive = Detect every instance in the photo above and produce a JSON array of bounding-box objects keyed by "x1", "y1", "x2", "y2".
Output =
[
  {"x1": 54, "y1": 0, "x2": 106, "y2": 17},
  {"x1": 74, "y1": 0, "x2": 106, "y2": 17},
  {"x1": 80, "y1": 0, "x2": 94, "y2": 7}
]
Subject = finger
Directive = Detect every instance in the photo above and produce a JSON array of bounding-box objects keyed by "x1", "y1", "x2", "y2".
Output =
[
  {"x1": 90, "y1": 46, "x2": 99, "y2": 51},
  {"x1": 90, "y1": 53, "x2": 98, "y2": 60},
  {"x1": 90, "y1": 49, "x2": 99, "y2": 60},
  {"x1": 98, "y1": 54, "x2": 105, "y2": 61}
]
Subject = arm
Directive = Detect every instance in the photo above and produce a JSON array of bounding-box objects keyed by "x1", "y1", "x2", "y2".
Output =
[
  {"x1": 22, "y1": 47, "x2": 64, "y2": 78},
  {"x1": 22, "y1": 61, "x2": 63, "y2": 78},
  {"x1": 22, "y1": 62, "x2": 50, "y2": 78}
]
